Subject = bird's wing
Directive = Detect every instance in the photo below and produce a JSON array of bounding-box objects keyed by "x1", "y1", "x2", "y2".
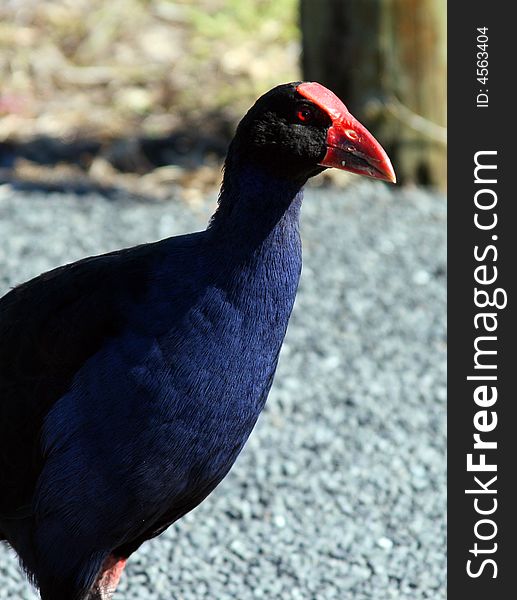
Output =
[{"x1": 0, "y1": 241, "x2": 162, "y2": 516}]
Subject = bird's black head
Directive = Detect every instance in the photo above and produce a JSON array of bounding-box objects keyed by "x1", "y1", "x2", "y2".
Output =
[{"x1": 225, "y1": 82, "x2": 396, "y2": 186}]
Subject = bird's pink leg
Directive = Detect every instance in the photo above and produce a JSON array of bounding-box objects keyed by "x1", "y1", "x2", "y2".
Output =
[{"x1": 90, "y1": 555, "x2": 127, "y2": 600}]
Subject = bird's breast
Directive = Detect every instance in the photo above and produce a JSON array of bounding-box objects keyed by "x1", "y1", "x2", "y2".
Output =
[{"x1": 37, "y1": 217, "x2": 303, "y2": 548}]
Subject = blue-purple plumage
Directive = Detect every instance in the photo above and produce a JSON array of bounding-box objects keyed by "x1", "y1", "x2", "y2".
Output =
[{"x1": 1, "y1": 162, "x2": 303, "y2": 598}]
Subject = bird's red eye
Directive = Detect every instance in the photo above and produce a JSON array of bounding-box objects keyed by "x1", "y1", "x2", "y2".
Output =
[{"x1": 296, "y1": 107, "x2": 313, "y2": 123}]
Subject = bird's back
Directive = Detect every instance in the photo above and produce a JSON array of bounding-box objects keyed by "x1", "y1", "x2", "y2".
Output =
[{"x1": 0, "y1": 233, "x2": 198, "y2": 516}]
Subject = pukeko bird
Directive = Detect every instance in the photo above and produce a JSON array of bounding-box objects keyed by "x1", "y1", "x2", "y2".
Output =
[{"x1": 0, "y1": 82, "x2": 395, "y2": 599}]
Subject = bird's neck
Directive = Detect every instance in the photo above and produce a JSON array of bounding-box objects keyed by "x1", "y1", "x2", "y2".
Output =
[
  {"x1": 208, "y1": 161, "x2": 304, "y2": 251},
  {"x1": 206, "y1": 161, "x2": 303, "y2": 329}
]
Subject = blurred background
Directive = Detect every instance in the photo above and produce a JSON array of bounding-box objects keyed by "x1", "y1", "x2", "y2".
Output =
[
  {"x1": 0, "y1": 0, "x2": 446, "y2": 197},
  {"x1": 0, "y1": 2, "x2": 446, "y2": 599}
]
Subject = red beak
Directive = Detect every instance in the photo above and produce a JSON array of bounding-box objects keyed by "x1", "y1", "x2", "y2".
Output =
[{"x1": 297, "y1": 82, "x2": 396, "y2": 184}]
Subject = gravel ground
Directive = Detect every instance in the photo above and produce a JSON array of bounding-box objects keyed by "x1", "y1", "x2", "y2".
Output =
[{"x1": 0, "y1": 180, "x2": 446, "y2": 600}]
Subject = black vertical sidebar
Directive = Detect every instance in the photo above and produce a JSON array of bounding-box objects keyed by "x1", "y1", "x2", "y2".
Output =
[{"x1": 449, "y1": 3, "x2": 516, "y2": 597}]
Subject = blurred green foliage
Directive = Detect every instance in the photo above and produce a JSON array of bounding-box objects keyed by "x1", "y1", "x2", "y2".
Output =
[
  {"x1": 183, "y1": 0, "x2": 299, "y2": 111},
  {"x1": 187, "y1": 0, "x2": 297, "y2": 42}
]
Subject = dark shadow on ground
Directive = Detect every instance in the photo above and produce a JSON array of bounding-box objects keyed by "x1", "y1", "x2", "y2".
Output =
[
  {"x1": 0, "y1": 113, "x2": 233, "y2": 196},
  {"x1": 0, "y1": 169, "x2": 146, "y2": 201}
]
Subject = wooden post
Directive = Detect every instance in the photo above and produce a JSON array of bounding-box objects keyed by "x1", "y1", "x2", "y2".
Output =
[{"x1": 301, "y1": 0, "x2": 447, "y2": 189}]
